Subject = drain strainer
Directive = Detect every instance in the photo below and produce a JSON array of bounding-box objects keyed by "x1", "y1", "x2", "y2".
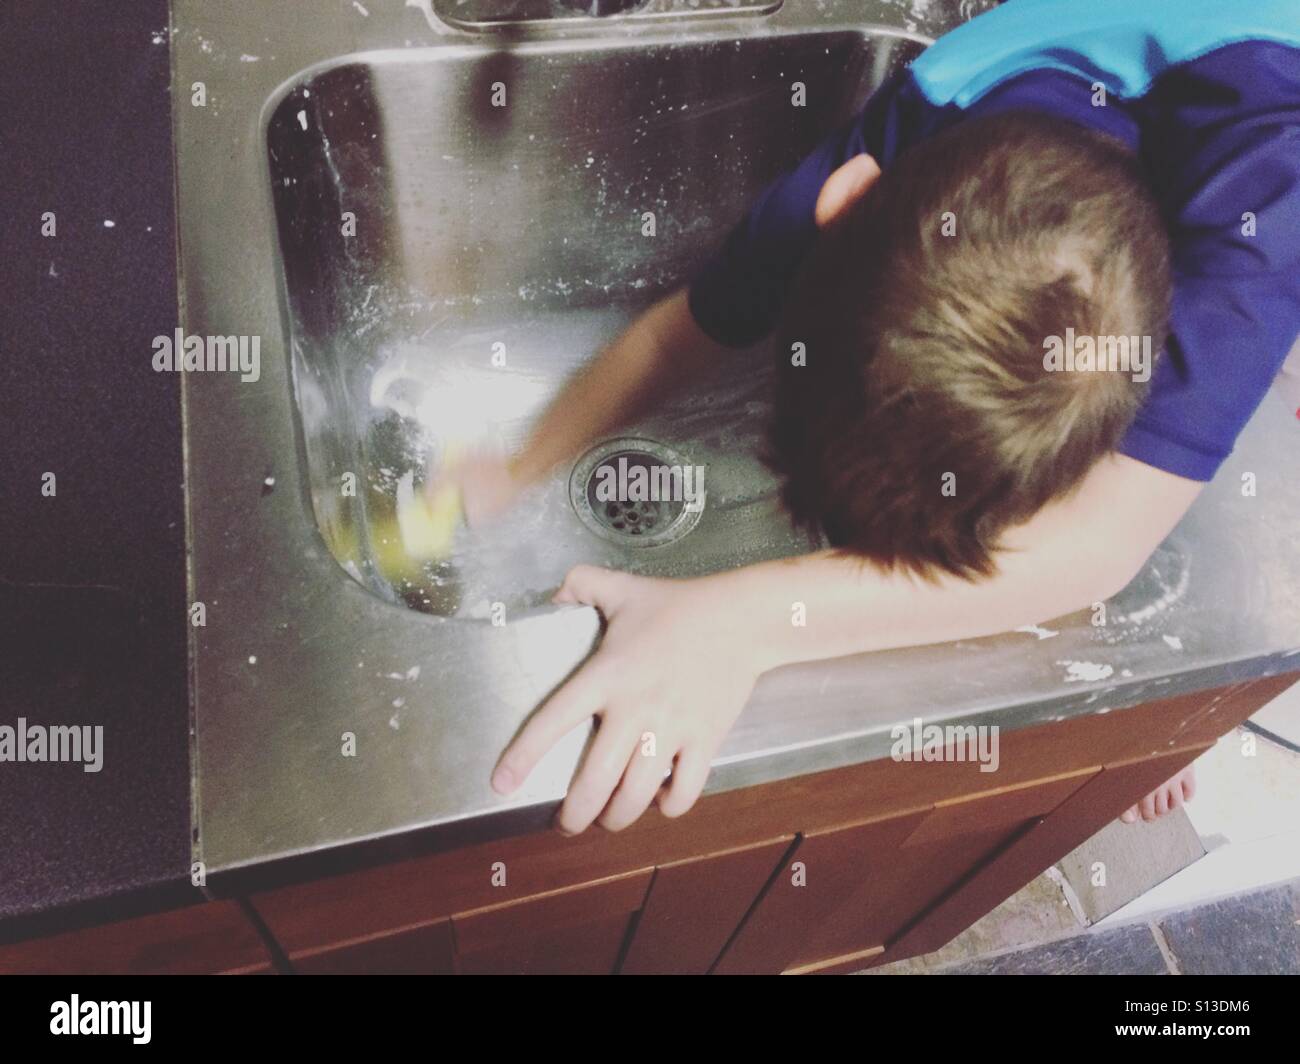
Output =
[{"x1": 569, "y1": 438, "x2": 705, "y2": 548}]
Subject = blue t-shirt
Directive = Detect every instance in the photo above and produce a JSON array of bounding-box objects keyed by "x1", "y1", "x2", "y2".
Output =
[{"x1": 688, "y1": 0, "x2": 1300, "y2": 481}]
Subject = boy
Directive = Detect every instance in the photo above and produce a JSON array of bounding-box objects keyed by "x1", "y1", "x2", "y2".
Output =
[{"x1": 449, "y1": 0, "x2": 1300, "y2": 834}]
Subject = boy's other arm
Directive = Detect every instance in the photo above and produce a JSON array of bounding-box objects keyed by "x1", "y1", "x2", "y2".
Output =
[{"x1": 494, "y1": 453, "x2": 1204, "y2": 833}]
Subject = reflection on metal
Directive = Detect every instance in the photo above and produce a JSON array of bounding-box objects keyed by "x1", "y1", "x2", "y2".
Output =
[{"x1": 435, "y1": 0, "x2": 780, "y2": 30}]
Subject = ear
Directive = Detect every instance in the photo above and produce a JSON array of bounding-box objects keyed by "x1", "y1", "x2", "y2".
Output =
[{"x1": 814, "y1": 153, "x2": 882, "y2": 229}]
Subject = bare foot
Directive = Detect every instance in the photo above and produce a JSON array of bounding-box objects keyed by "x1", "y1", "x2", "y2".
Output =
[{"x1": 1120, "y1": 764, "x2": 1196, "y2": 824}]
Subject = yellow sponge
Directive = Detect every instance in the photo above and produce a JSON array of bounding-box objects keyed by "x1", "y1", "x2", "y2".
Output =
[{"x1": 397, "y1": 479, "x2": 463, "y2": 561}]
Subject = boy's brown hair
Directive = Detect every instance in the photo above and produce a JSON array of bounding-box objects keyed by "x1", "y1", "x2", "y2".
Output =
[{"x1": 769, "y1": 111, "x2": 1172, "y2": 580}]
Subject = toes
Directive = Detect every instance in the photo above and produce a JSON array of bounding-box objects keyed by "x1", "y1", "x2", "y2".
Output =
[{"x1": 1141, "y1": 793, "x2": 1158, "y2": 822}]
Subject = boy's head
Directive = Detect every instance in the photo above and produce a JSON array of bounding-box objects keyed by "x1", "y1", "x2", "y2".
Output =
[{"x1": 770, "y1": 111, "x2": 1172, "y2": 579}]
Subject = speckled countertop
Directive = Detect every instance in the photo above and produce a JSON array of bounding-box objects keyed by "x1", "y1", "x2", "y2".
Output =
[{"x1": 0, "y1": 1, "x2": 193, "y2": 941}]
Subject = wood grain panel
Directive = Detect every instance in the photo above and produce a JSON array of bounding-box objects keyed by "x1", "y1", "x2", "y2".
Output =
[
  {"x1": 0, "y1": 900, "x2": 271, "y2": 975},
  {"x1": 620, "y1": 837, "x2": 793, "y2": 975}
]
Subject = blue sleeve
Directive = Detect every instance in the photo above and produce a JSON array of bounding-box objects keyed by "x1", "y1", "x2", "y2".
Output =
[
  {"x1": 1120, "y1": 42, "x2": 1300, "y2": 481},
  {"x1": 686, "y1": 70, "x2": 911, "y2": 348}
]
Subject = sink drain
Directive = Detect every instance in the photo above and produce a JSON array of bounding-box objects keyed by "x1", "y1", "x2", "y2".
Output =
[{"x1": 569, "y1": 438, "x2": 705, "y2": 547}]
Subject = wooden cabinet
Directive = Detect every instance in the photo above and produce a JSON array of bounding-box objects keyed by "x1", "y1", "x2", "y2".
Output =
[
  {"x1": 877, "y1": 745, "x2": 1212, "y2": 966},
  {"x1": 714, "y1": 770, "x2": 1095, "y2": 974},
  {"x1": 713, "y1": 810, "x2": 928, "y2": 975},
  {"x1": 452, "y1": 869, "x2": 652, "y2": 975},
  {"x1": 621, "y1": 837, "x2": 793, "y2": 975},
  {"x1": 6, "y1": 672, "x2": 1295, "y2": 974},
  {"x1": 292, "y1": 920, "x2": 455, "y2": 975},
  {"x1": 0, "y1": 900, "x2": 273, "y2": 975}
]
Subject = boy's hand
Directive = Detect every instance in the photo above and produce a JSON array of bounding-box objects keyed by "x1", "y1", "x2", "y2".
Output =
[
  {"x1": 426, "y1": 449, "x2": 525, "y2": 527},
  {"x1": 491, "y1": 565, "x2": 764, "y2": 833}
]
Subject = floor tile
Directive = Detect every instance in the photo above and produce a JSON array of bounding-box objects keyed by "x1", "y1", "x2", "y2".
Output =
[{"x1": 1157, "y1": 881, "x2": 1300, "y2": 975}]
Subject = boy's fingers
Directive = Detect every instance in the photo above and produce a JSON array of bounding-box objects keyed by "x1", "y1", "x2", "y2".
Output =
[
  {"x1": 814, "y1": 153, "x2": 881, "y2": 229},
  {"x1": 491, "y1": 673, "x2": 606, "y2": 795},
  {"x1": 599, "y1": 743, "x2": 672, "y2": 832},
  {"x1": 657, "y1": 746, "x2": 711, "y2": 819},
  {"x1": 556, "y1": 717, "x2": 640, "y2": 835},
  {"x1": 554, "y1": 564, "x2": 627, "y2": 609}
]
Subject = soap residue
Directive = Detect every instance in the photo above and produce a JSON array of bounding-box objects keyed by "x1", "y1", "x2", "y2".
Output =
[
  {"x1": 1110, "y1": 547, "x2": 1192, "y2": 627},
  {"x1": 1058, "y1": 660, "x2": 1115, "y2": 683}
]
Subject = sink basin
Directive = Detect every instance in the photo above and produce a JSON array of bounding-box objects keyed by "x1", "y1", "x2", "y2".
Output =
[
  {"x1": 175, "y1": 1, "x2": 1006, "y2": 876},
  {"x1": 267, "y1": 31, "x2": 921, "y2": 617}
]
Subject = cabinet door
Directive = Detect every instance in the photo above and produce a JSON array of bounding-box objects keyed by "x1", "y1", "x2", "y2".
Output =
[
  {"x1": 713, "y1": 809, "x2": 927, "y2": 975},
  {"x1": 715, "y1": 770, "x2": 1094, "y2": 975},
  {"x1": 792, "y1": 769, "x2": 1094, "y2": 973},
  {"x1": 620, "y1": 836, "x2": 793, "y2": 975},
  {"x1": 451, "y1": 869, "x2": 652, "y2": 975},
  {"x1": 882, "y1": 745, "x2": 1211, "y2": 964}
]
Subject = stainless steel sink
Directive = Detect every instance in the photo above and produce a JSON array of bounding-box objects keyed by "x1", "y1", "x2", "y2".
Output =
[
  {"x1": 267, "y1": 28, "x2": 931, "y2": 618},
  {"x1": 177, "y1": 1, "x2": 1211, "y2": 876}
]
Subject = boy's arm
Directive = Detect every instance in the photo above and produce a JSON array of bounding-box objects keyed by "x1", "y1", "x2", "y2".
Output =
[
  {"x1": 492, "y1": 453, "x2": 1203, "y2": 833},
  {"x1": 468, "y1": 288, "x2": 727, "y2": 518},
  {"x1": 739, "y1": 453, "x2": 1201, "y2": 663}
]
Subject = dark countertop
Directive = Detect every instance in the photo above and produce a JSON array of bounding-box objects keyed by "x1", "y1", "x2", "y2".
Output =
[{"x1": 0, "y1": 1, "x2": 194, "y2": 942}]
